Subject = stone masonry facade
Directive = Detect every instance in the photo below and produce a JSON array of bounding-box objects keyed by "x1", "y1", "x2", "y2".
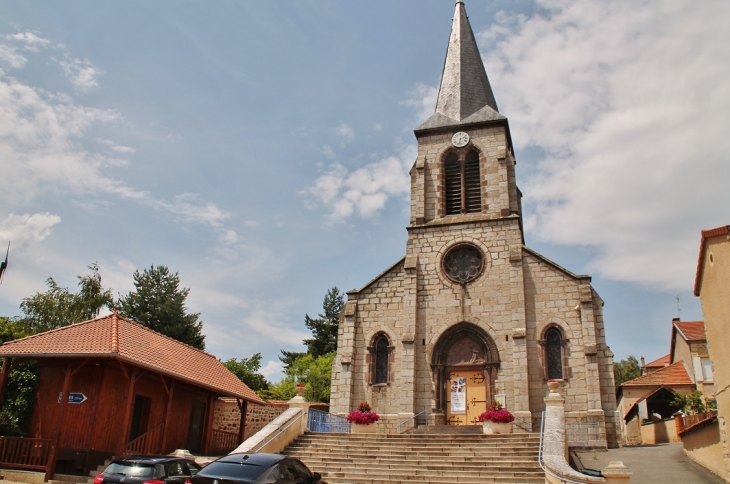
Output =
[{"x1": 329, "y1": 1, "x2": 619, "y2": 447}]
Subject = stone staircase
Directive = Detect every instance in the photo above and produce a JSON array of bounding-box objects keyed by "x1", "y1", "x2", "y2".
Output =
[{"x1": 283, "y1": 429, "x2": 544, "y2": 484}]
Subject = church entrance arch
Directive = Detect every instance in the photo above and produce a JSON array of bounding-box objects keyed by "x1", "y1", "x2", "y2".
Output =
[{"x1": 431, "y1": 322, "x2": 500, "y2": 425}]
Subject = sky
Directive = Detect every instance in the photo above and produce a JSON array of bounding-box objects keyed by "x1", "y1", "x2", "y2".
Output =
[{"x1": 0, "y1": 0, "x2": 728, "y2": 382}]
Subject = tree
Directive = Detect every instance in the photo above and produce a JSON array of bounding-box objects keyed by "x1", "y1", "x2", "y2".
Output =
[
  {"x1": 278, "y1": 350, "x2": 306, "y2": 371},
  {"x1": 613, "y1": 355, "x2": 641, "y2": 388},
  {"x1": 0, "y1": 318, "x2": 38, "y2": 436},
  {"x1": 222, "y1": 353, "x2": 270, "y2": 394},
  {"x1": 18, "y1": 263, "x2": 113, "y2": 333},
  {"x1": 303, "y1": 287, "x2": 344, "y2": 358},
  {"x1": 671, "y1": 390, "x2": 708, "y2": 415},
  {"x1": 261, "y1": 353, "x2": 335, "y2": 403},
  {"x1": 117, "y1": 265, "x2": 205, "y2": 350}
]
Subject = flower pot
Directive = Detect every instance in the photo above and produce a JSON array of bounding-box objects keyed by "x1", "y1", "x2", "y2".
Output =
[
  {"x1": 482, "y1": 421, "x2": 511, "y2": 435},
  {"x1": 351, "y1": 422, "x2": 378, "y2": 434}
]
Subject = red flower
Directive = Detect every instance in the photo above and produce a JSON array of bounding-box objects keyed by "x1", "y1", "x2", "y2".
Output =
[{"x1": 477, "y1": 409, "x2": 515, "y2": 424}]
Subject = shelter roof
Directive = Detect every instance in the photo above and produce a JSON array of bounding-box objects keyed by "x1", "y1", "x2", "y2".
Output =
[
  {"x1": 620, "y1": 360, "x2": 694, "y2": 387},
  {"x1": 694, "y1": 225, "x2": 729, "y2": 296},
  {"x1": 0, "y1": 313, "x2": 265, "y2": 405}
]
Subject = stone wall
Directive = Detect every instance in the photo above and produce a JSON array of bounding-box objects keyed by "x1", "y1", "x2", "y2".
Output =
[{"x1": 214, "y1": 399, "x2": 289, "y2": 440}]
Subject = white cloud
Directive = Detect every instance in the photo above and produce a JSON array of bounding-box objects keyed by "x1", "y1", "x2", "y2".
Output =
[
  {"x1": 111, "y1": 145, "x2": 136, "y2": 154},
  {"x1": 260, "y1": 360, "x2": 284, "y2": 378},
  {"x1": 479, "y1": 0, "x2": 730, "y2": 291},
  {"x1": 0, "y1": 213, "x2": 61, "y2": 246},
  {"x1": 5, "y1": 32, "x2": 52, "y2": 52},
  {"x1": 402, "y1": 82, "x2": 439, "y2": 125},
  {"x1": 59, "y1": 57, "x2": 104, "y2": 91},
  {"x1": 322, "y1": 144, "x2": 336, "y2": 160},
  {"x1": 303, "y1": 144, "x2": 416, "y2": 220},
  {"x1": 333, "y1": 122, "x2": 355, "y2": 143}
]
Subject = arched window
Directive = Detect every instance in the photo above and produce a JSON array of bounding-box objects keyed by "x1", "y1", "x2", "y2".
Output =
[
  {"x1": 539, "y1": 325, "x2": 571, "y2": 380},
  {"x1": 367, "y1": 332, "x2": 393, "y2": 385},
  {"x1": 444, "y1": 151, "x2": 481, "y2": 215}
]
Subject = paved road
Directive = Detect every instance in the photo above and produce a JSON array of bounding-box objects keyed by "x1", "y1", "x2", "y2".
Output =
[{"x1": 578, "y1": 442, "x2": 726, "y2": 483}]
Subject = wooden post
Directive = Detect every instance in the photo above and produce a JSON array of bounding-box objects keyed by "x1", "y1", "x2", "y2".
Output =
[
  {"x1": 201, "y1": 393, "x2": 216, "y2": 456},
  {"x1": 237, "y1": 399, "x2": 247, "y2": 444},
  {"x1": 0, "y1": 357, "x2": 13, "y2": 409},
  {"x1": 116, "y1": 366, "x2": 139, "y2": 457},
  {"x1": 46, "y1": 365, "x2": 72, "y2": 481},
  {"x1": 160, "y1": 379, "x2": 175, "y2": 454}
]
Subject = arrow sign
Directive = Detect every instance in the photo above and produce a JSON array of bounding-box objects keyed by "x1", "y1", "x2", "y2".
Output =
[{"x1": 58, "y1": 392, "x2": 88, "y2": 404}]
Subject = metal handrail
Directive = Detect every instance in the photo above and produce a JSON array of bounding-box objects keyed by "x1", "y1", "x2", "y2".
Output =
[
  {"x1": 397, "y1": 409, "x2": 429, "y2": 434},
  {"x1": 513, "y1": 415, "x2": 533, "y2": 433},
  {"x1": 538, "y1": 411, "x2": 587, "y2": 484},
  {"x1": 252, "y1": 410, "x2": 308, "y2": 453}
]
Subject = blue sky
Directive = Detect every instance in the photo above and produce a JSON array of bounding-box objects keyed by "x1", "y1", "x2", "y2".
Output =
[{"x1": 1, "y1": 0, "x2": 728, "y2": 381}]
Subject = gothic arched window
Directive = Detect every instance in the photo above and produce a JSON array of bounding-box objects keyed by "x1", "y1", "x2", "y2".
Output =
[
  {"x1": 539, "y1": 325, "x2": 571, "y2": 380},
  {"x1": 367, "y1": 332, "x2": 394, "y2": 385},
  {"x1": 444, "y1": 151, "x2": 481, "y2": 215}
]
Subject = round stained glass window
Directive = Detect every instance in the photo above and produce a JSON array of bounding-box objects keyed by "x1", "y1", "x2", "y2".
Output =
[{"x1": 442, "y1": 244, "x2": 484, "y2": 284}]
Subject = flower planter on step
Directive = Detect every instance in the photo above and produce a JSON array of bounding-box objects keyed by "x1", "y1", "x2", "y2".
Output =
[
  {"x1": 351, "y1": 422, "x2": 378, "y2": 434},
  {"x1": 482, "y1": 421, "x2": 511, "y2": 435}
]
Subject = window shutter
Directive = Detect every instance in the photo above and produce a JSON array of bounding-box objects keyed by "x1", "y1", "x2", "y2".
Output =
[
  {"x1": 463, "y1": 152, "x2": 481, "y2": 213},
  {"x1": 444, "y1": 155, "x2": 461, "y2": 215}
]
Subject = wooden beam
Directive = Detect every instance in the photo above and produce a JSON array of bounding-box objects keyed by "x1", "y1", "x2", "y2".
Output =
[
  {"x1": 201, "y1": 393, "x2": 216, "y2": 456},
  {"x1": 116, "y1": 365, "x2": 138, "y2": 457},
  {"x1": 237, "y1": 399, "x2": 248, "y2": 444},
  {"x1": 0, "y1": 357, "x2": 13, "y2": 410},
  {"x1": 46, "y1": 364, "x2": 72, "y2": 481},
  {"x1": 160, "y1": 379, "x2": 175, "y2": 453}
]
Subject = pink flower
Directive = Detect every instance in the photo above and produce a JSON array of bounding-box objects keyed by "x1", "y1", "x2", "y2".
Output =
[{"x1": 477, "y1": 409, "x2": 515, "y2": 424}]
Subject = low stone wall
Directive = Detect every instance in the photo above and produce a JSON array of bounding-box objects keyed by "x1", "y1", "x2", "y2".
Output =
[
  {"x1": 639, "y1": 418, "x2": 679, "y2": 444},
  {"x1": 681, "y1": 419, "x2": 726, "y2": 480},
  {"x1": 214, "y1": 399, "x2": 289, "y2": 440}
]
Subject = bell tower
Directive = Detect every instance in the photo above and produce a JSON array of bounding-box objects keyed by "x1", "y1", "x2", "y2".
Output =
[{"x1": 409, "y1": 0, "x2": 521, "y2": 229}]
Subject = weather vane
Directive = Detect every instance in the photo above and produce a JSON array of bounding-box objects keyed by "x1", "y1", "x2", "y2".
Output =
[{"x1": 675, "y1": 294, "x2": 681, "y2": 319}]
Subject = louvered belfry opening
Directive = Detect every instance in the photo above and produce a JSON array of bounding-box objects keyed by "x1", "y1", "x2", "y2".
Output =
[
  {"x1": 444, "y1": 150, "x2": 481, "y2": 215},
  {"x1": 444, "y1": 153, "x2": 462, "y2": 215}
]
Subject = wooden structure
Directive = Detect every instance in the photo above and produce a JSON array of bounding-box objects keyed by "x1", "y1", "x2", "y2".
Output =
[{"x1": 0, "y1": 313, "x2": 265, "y2": 480}]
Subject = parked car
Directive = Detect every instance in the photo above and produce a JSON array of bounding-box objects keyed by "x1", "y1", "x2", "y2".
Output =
[
  {"x1": 189, "y1": 453, "x2": 325, "y2": 484},
  {"x1": 94, "y1": 455, "x2": 202, "y2": 484}
]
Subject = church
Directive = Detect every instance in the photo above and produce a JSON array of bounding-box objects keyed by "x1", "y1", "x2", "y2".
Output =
[{"x1": 329, "y1": 1, "x2": 619, "y2": 448}]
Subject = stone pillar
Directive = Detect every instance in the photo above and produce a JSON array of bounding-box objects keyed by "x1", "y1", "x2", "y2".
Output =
[
  {"x1": 331, "y1": 299, "x2": 357, "y2": 414},
  {"x1": 602, "y1": 461, "x2": 633, "y2": 484},
  {"x1": 541, "y1": 381, "x2": 608, "y2": 483},
  {"x1": 509, "y1": 242, "x2": 531, "y2": 424},
  {"x1": 399, "y1": 253, "x2": 419, "y2": 416},
  {"x1": 578, "y1": 282, "x2": 608, "y2": 443},
  {"x1": 288, "y1": 389, "x2": 310, "y2": 435}
]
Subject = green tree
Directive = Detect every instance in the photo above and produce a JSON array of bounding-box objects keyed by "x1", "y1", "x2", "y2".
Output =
[
  {"x1": 117, "y1": 265, "x2": 205, "y2": 350},
  {"x1": 261, "y1": 353, "x2": 334, "y2": 403},
  {"x1": 0, "y1": 318, "x2": 38, "y2": 436},
  {"x1": 18, "y1": 263, "x2": 113, "y2": 333},
  {"x1": 278, "y1": 350, "x2": 306, "y2": 371},
  {"x1": 613, "y1": 355, "x2": 641, "y2": 388},
  {"x1": 222, "y1": 353, "x2": 270, "y2": 394},
  {"x1": 671, "y1": 390, "x2": 708, "y2": 415},
  {"x1": 303, "y1": 287, "x2": 344, "y2": 358}
]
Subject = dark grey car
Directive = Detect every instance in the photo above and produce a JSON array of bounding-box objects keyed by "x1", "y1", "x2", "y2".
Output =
[
  {"x1": 94, "y1": 455, "x2": 202, "y2": 484},
  {"x1": 190, "y1": 453, "x2": 324, "y2": 484}
]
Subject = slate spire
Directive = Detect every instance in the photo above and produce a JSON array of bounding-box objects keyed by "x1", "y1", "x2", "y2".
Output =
[{"x1": 435, "y1": 0, "x2": 498, "y2": 120}]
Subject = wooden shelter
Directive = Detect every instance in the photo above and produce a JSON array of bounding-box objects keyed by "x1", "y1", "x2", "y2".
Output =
[{"x1": 0, "y1": 313, "x2": 266, "y2": 479}]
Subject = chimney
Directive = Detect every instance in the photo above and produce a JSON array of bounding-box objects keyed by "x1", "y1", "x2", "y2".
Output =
[{"x1": 641, "y1": 356, "x2": 646, "y2": 374}]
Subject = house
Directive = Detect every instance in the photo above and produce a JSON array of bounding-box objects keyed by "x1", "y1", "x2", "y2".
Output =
[
  {"x1": 0, "y1": 312, "x2": 266, "y2": 479},
  {"x1": 616, "y1": 319, "x2": 713, "y2": 446},
  {"x1": 692, "y1": 224, "x2": 730, "y2": 480}
]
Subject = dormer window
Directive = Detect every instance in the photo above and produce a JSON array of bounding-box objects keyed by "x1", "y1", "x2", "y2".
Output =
[{"x1": 444, "y1": 151, "x2": 481, "y2": 215}]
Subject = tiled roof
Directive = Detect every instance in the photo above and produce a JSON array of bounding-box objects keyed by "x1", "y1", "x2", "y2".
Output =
[
  {"x1": 644, "y1": 354, "x2": 670, "y2": 368},
  {"x1": 0, "y1": 313, "x2": 265, "y2": 405},
  {"x1": 694, "y1": 225, "x2": 729, "y2": 296},
  {"x1": 674, "y1": 321, "x2": 706, "y2": 342},
  {"x1": 621, "y1": 361, "x2": 694, "y2": 387}
]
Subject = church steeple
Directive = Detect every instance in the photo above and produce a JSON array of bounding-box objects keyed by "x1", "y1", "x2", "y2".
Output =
[{"x1": 417, "y1": 0, "x2": 504, "y2": 132}]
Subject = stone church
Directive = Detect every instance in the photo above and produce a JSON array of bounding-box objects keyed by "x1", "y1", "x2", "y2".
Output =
[{"x1": 330, "y1": 1, "x2": 619, "y2": 448}]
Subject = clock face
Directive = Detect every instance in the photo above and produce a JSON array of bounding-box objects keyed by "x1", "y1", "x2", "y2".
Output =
[{"x1": 451, "y1": 131, "x2": 470, "y2": 148}]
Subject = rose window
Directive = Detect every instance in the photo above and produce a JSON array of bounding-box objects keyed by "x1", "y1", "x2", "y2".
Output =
[{"x1": 442, "y1": 244, "x2": 484, "y2": 284}]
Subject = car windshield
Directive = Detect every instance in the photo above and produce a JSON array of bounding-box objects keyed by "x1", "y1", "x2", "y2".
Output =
[
  {"x1": 199, "y1": 460, "x2": 267, "y2": 480},
  {"x1": 105, "y1": 462, "x2": 156, "y2": 478}
]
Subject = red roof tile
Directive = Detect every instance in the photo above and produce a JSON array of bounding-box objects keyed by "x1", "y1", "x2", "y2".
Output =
[
  {"x1": 0, "y1": 313, "x2": 265, "y2": 405},
  {"x1": 674, "y1": 321, "x2": 706, "y2": 342},
  {"x1": 621, "y1": 361, "x2": 694, "y2": 387},
  {"x1": 694, "y1": 225, "x2": 730, "y2": 296},
  {"x1": 644, "y1": 354, "x2": 670, "y2": 368}
]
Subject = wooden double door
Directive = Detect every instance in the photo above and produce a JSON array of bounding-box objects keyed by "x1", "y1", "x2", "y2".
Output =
[{"x1": 445, "y1": 369, "x2": 488, "y2": 426}]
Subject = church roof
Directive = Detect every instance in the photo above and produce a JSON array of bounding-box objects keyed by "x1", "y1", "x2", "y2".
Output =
[
  {"x1": 0, "y1": 313, "x2": 266, "y2": 405},
  {"x1": 620, "y1": 361, "x2": 694, "y2": 388},
  {"x1": 417, "y1": 1, "x2": 505, "y2": 132}
]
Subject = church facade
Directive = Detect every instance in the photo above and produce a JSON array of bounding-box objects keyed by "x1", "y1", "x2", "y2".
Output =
[{"x1": 330, "y1": 1, "x2": 619, "y2": 448}]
